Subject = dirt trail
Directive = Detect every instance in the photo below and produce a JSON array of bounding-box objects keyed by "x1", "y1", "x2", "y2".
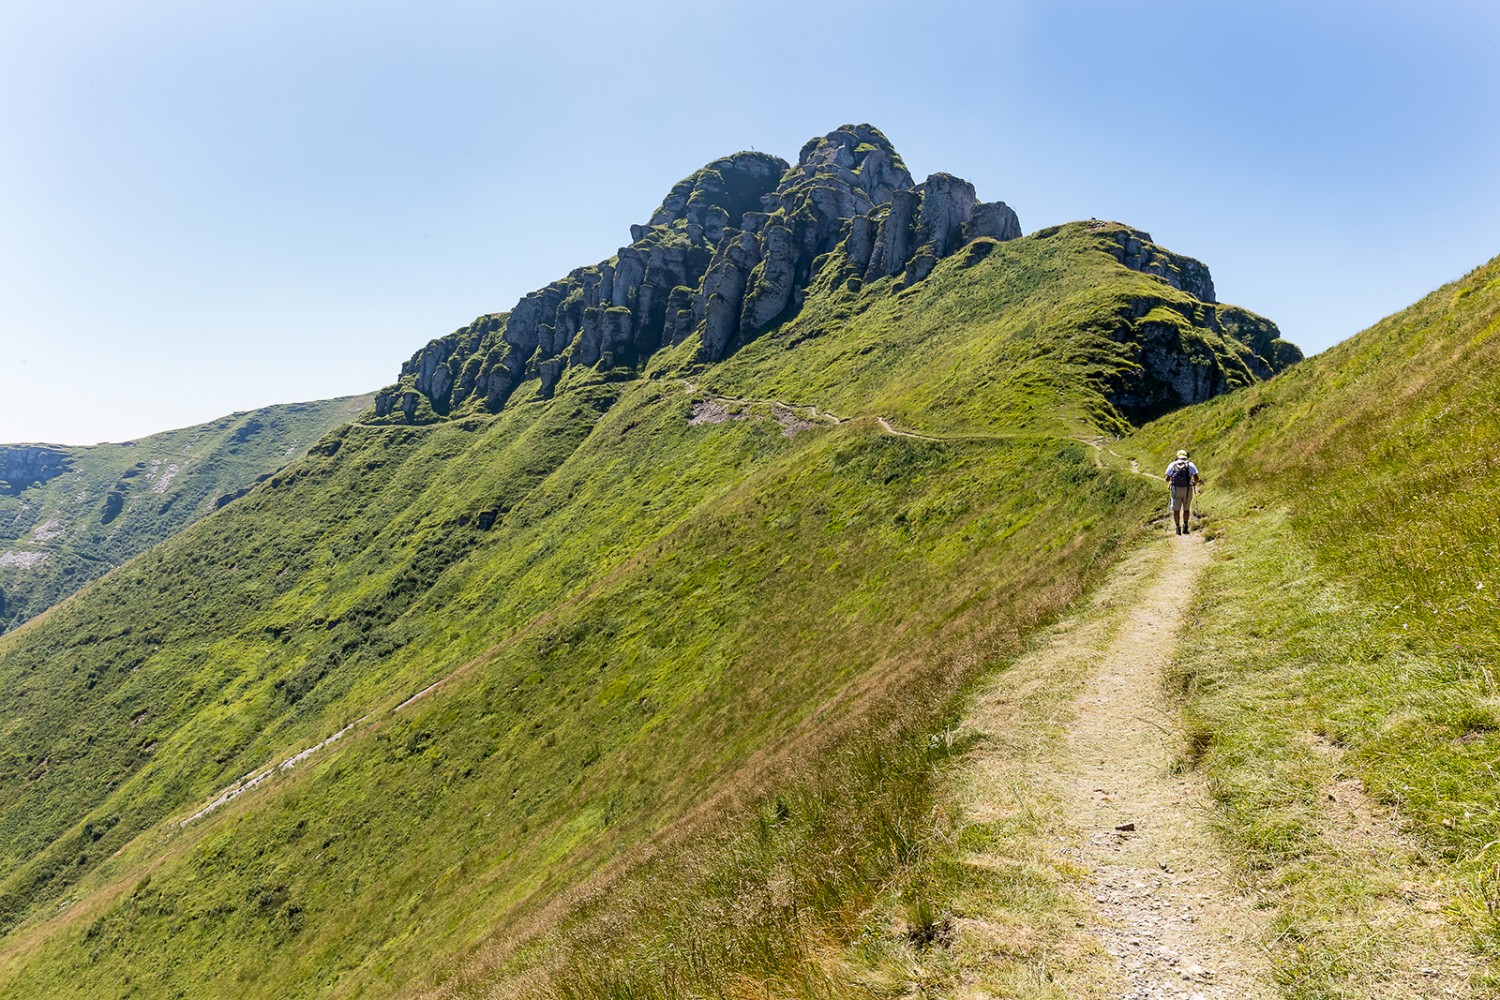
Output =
[
  {"x1": 1059, "y1": 534, "x2": 1273, "y2": 998},
  {"x1": 955, "y1": 532, "x2": 1276, "y2": 997},
  {"x1": 876, "y1": 416, "x2": 940, "y2": 440}
]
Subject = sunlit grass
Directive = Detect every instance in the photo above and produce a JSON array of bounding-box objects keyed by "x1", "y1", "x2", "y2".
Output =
[{"x1": 0, "y1": 222, "x2": 1270, "y2": 998}]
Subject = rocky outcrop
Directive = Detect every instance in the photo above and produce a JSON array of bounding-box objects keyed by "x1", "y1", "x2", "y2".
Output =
[
  {"x1": 644, "y1": 153, "x2": 786, "y2": 242},
  {"x1": 1092, "y1": 234, "x2": 1301, "y2": 420},
  {"x1": 687, "y1": 125, "x2": 919, "y2": 361},
  {"x1": 965, "y1": 201, "x2": 1023, "y2": 244},
  {"x1": 1097, "y1": 225, "x2": 1300, "y2": 417},
  {"x1": 1103, "y1": 229, "x2": 1217, "y2": 304},
  {"x1": 697, "y1": 230, "x2": 764, "y2": 361},
  {"x1": 376, "y1": 125, "x2": 1290, "y2": 426},
  {"x1": 376, "y1": 150, "x2": 790, "y2": 419},
  {"x1": 683, "y1": 131, "x2": 1029, "y2": 360},
  {"x1": 0, "y1": 447, "x2": 71, "y2": 493},
  {"x1": 374, "y1": 123, "x2": 1032, "y2": 418},
  {"x1": 851, "y1": 174, "x2": 1020, "y2": 289}
]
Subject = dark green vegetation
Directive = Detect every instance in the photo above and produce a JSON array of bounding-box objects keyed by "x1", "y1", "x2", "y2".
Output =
[
  {"x1": 1127, "y1": 252, "x2": 1500, "y2": 991},
  {"x1": 0, "y1": 200, "x2": 1286, "y2": 997},
  {"x1": 0, "y1": 395, "x2": 372, "y2": 635}
]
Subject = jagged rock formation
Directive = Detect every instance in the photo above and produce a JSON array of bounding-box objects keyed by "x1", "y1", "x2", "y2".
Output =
[
  {"x1": 854, "y1": 172, "x2": 1020, "y2": 287},
  {"x1": 375, "y1": 149, "x2": 791, "y2": 421},
  {"x1": 375, "y1": 124, "x2": 1296, "y2": 425},
  {"x1": 374, "y1": 125, "x2": 1028, "y2": 421},
  {"x1": 1103, "y1": 228, "x2": 1217, "y2": 304},
  {"x1": 1046, "y1": 223, "x2": 1304, "y2": 418}
]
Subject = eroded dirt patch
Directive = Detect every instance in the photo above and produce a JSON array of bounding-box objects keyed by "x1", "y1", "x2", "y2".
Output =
[{"x1": 687, "y1": 399, "x2": 749, "y2": 427}]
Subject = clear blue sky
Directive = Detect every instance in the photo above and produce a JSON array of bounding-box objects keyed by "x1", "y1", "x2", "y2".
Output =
[{"x1": 3, "y1": 0, "x2": 1497, "y2": 444}]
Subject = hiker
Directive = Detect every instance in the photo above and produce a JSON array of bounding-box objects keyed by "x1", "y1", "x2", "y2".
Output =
[{"x1": 1165, "y1": 449, "x2": 1199, "y2": 535}]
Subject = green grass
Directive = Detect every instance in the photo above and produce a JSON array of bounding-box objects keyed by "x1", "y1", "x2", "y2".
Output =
[
  {"x1": 0, "y1": 221, "x2": 1278, "y2": 998},
  {"x1": 706, "y1": 221, "x2": 1286, "y2": 439}
]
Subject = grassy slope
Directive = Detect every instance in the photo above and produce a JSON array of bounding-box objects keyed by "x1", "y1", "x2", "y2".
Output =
[
  {"x1": 0, "y1": 224, "x2": 1271, "y2": 998},
  {"x1": 0, "y1": 394, "x2": 374, "y2": 634},
  {"x1": 1126, "y1": 254, "x2": 1500, "y2": 991},
  {"x1": 707, "y1": 222, "x2": 1262, "y2": 438}
]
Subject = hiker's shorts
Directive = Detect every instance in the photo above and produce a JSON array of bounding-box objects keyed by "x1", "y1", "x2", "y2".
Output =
[{"x1": 1170, "y1": 485, "x2": 1194, "y2": 512}]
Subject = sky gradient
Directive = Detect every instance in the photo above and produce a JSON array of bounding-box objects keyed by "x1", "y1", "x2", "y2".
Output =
[{"x1": 4, "y1": 0, "x2": 1498, "y2": 444}]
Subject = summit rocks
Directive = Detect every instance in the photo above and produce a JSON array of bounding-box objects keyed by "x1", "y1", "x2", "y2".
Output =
[
  {"x1": 374, "y1": 124, "x2": 1296, "y2": 425},
  {"x1": 374, "y1": 124, "x2": 1031, "y2": 420}
]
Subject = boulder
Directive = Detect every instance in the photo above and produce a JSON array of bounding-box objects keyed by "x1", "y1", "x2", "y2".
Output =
[{"x1": 964, "y1": 201, "x2": 1022, "y2": 242}]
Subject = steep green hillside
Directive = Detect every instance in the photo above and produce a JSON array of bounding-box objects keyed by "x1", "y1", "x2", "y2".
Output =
[
  {"x1": 0, "y1": 128, "x2": 1291, "y2": 998},
  {"x1": 1126, "y1": 253, "x2": 1500, "y2": 990},
  {"x1": 0, "y1": 394, "x2": 373, "y2": 634}
]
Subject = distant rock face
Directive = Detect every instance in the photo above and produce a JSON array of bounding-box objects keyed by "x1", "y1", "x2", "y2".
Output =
[
  {"x1": 0, "y1": 447, "x2": 71, "y2": 493},
  {"x1": 374, "y1": 124, "x2": 1027, "y2": 419},
  {"x1": 1075, "y1": 224, "x2": 1302, "y2": 419},
  {"x1": 851, "y1": 173, "x2": 1022, "y2": 290},
  {"x1": 1103, "y1": 229, "x2": 1217, "y2": 304},
  {"x1": 376, "y1": 149, "x2": 793, "y2": 419}
]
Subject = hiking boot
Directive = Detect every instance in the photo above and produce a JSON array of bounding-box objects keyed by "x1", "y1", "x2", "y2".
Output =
[
  {"x1": 1175, "y1": 526, "x2": 1182, "y2": 535},
  {"x1": 1184, "y1": 524, "x2": 1192, "y2": 534}
]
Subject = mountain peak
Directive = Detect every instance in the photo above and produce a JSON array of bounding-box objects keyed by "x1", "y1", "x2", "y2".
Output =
[
  {"x1": 791, "y1": 123, "x2": 913, "y2": 207},
  {"x1": 372, "y1": 126, "x2": 1292, "y2": 426},
  {"x1": 643, "y1": 150, "x2": 788, "y2": 239},
  {"x1": 375, "y1": 124, "x2": 1027, "y2": 422}
]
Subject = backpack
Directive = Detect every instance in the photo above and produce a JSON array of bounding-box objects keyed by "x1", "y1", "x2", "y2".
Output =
[{"x1": 1169, "y1": 460, "x2": 1193, "y2": 487}]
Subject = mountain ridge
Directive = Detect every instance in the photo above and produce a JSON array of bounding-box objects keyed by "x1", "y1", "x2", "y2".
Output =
[
  {"x1": 0, "y1": 125, "x2": 1308, "y2": 997},
  {"x1": 0, "y1": 394, "x2": 374, "y2": 635}
]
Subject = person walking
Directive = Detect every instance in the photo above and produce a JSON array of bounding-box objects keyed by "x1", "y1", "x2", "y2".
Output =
[{"x1": 1165, "y1": 449, "x2": 1199, "y2": 535}]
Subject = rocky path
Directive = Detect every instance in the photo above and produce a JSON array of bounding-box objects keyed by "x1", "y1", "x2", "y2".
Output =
[
  {"x1": 1057, "y1": 534, "x2": 1273, "y2": 998},
  {"x1": 950, "y1": 531, "x2": 1277, "y2": 997}
]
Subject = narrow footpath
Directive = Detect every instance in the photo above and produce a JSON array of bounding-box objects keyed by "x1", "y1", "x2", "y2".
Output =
[
  {"x1": 946, "y1": 531, "x2": 1276, "y2": 998},
  {"x1": 1057, "y1": 533, "x2": 1272, "y2": 998}
]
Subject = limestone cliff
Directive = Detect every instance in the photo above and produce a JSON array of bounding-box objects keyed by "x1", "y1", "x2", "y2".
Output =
[{"x1": 1058, "y1": 223, "x2": 1305, "y2": 418}]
